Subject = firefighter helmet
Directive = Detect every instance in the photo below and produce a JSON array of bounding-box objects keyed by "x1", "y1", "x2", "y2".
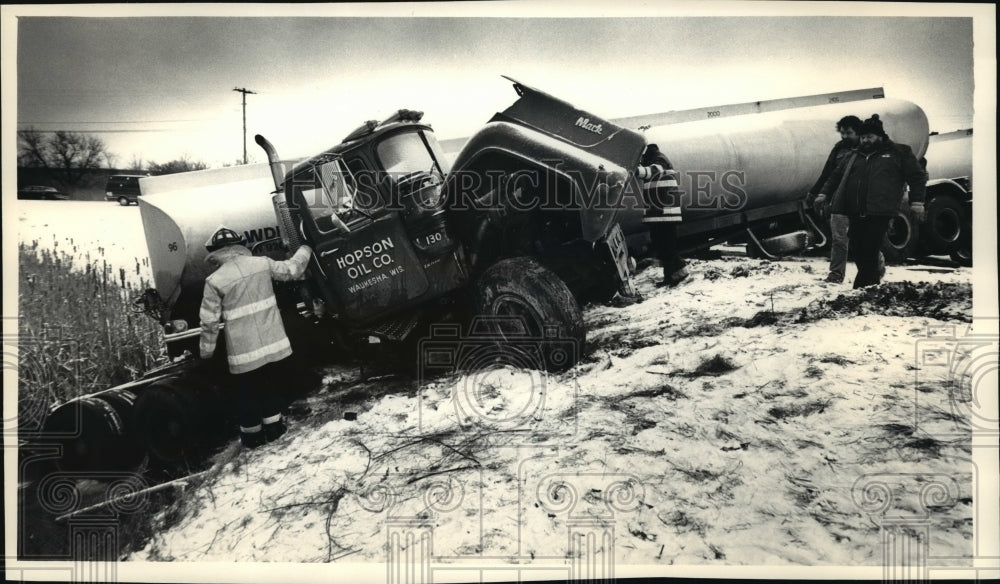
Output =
[{"x1": 205, "y1": 226, "x2": 245, "y2": 251}]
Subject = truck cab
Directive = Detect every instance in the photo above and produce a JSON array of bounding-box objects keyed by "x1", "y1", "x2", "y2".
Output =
[
  {"x1": 277, "y1": 112, "x2": 469, "y2": 327},
  {"x1": 258, "y1": 78, "x2": 645, "y2": 369}
]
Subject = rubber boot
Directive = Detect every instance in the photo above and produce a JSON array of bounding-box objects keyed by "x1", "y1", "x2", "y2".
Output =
[
  {"x1": 240, "y1": 424, "x2": 266, "y2": 449},
  {"x1": 262, "y1": 414, "x2": 287, "y2": 443}
]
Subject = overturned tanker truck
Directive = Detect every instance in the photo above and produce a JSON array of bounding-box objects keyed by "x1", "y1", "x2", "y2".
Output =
[{"x1": 35, "y1": 77, "x2": 645, "y2": 473}]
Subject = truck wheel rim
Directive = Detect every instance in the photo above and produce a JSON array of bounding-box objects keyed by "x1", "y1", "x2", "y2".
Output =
[
  {"x1": 932, "y1": 208, "x2": 961, "y2": 243},
  {"x1": 887, "y1": 215, "x2": 911, "y2": 249},
  {"x1": 490, "y1": 294, "x2": 544, "y2": 339}
]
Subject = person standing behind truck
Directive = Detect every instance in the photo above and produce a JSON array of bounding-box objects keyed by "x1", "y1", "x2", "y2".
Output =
[
  {"x1": 637, "y1": 143, "x2": 688, "y2": 288},
  {"x1": 806, "y1": 115, "x2": 862, "y2": 283},
  {"x1": 199, "y1": 226, "x2": 313, "y2": 449},
  {"x1": 814, "y1": 114, "x2": 926, "y2": 289}
]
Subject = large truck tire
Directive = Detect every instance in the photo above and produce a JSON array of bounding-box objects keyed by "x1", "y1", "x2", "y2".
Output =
[
  {"x1": 950, "y1": 209, "x2": 972, "y2": 266},
  {"x1": 474, "y1": 257, "x2": 584, "y2": 372},
  {"x1": 881, "y1": 206, "x2": 920, "y2": 264},
  {"x1": 950, "y1": 244, "x2": 972, "y2": 267},
  {"x1": 131, "y1": 375, "x2": 233, "y2": 470},
  {"x1": 922, "y1": 195, "x2": 964, "y2": 255},
  {"x1": 39, "y1": 389, "x2": 145, "y2": 472}
]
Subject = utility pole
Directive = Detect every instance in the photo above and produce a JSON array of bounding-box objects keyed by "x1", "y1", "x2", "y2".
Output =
[{"x1": 232, "y1": 87, "x2": 256, "y2": 164}]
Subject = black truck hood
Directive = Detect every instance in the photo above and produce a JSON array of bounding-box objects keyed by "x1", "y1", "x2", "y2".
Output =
[{"x1": 491, "y1": 76, "x2": 646, "y2": 171}]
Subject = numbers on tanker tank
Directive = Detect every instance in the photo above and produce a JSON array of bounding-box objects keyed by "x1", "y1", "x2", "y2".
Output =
[
  {"x1": 168, "y1": 241, "x2": 178, "y2": 252},
  {"x1": 707, "y1": 111, "x2": 721, "y2": 118}
]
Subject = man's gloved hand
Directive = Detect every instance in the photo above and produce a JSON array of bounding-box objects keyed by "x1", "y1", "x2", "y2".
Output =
[
  {"x1": 910, "y1": 202, "x2": 925, "y2": 222},
  {"x1": 812, "y1": 193, "x2": 828, "y2": 215}
]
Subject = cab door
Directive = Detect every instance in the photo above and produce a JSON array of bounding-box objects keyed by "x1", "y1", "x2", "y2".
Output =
[{"x1": 293, "y1": 159, "x2": 429, "y2": 324}]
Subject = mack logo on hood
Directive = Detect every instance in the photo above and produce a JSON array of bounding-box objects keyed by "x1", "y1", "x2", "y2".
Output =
[{"x1": 575, "y1": 116, "x2": 604, "y2": 135}]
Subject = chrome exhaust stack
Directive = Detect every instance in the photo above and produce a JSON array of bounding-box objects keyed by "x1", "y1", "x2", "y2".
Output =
[{"x1": 255, "y1": 134, "x2": 285, "y2": 192}]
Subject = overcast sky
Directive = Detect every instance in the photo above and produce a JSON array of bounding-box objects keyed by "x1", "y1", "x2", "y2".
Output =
[{"x1": 8, "y1": 6, "x2": 981, "y2": 168}]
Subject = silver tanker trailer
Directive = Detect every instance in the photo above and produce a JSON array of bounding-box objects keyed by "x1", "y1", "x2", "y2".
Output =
[
  {"x1": 136, "y1": 163, "x2": 288, "y2": 354},
  {"x1": 617, "y1": 94, "x2": 930, "y2": 263}
]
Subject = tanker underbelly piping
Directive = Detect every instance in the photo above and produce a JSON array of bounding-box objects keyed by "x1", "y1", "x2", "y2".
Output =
[{"x1": 677, "y1": 199, "x2": 803, "y2": 237}]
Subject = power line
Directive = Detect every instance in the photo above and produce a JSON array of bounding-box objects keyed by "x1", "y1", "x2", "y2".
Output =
[
  {"x1": 16, "y1": 129, "x2": 171, "y2": 134},
  {"x1": 17, "y1": 119, "x2": 212, "y2": 125}
]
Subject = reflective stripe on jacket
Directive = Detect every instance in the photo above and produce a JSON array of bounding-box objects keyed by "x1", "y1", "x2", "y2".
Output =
[
  {"x1": 638, "y1": 157, "x2": 683, "y2": 224},
  {"x1": 199, "y1": 245, "x2": 312, "y2": 374}
]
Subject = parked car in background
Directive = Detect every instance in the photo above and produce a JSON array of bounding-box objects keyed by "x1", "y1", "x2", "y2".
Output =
[
  {"x1": 105, "y1": 174, "x2": 146, "y2": 205},
  {"x1": 17, "y1": 185, "x2": 69, "y2": 200}
]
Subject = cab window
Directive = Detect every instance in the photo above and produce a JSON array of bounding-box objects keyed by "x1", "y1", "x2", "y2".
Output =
[
  {"x1": 298, "y1": 159, "x2": 357, "y2": 234},
  {"x1": 376, "y1": 131, "x2": 445, "y2": 184},
  {"x1": 345, "y1": 157, "x2": 382, "y2": 212}
]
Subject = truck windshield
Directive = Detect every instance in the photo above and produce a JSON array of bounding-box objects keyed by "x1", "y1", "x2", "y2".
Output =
[{"x1": 376, "y1": 131, "x2": 446, "y2": 184}]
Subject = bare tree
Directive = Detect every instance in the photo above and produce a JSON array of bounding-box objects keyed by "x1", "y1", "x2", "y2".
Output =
[
  {"x1": 148, "y1": 156, "x2": 208, "y2": 175},
  {"x1": 17, "y1": 127, "x2": 115, "y2": 187},
  {"x1": 17, "y1": 127, "x2": 49, "y2": 168},
  {"x1": 127, "y1": 154, "x2": 146, "y2": 172}
]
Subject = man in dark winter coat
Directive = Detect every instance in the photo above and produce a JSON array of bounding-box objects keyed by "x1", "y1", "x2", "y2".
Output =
[
  {"x1": 638, "y1": 144, "x2": 688, "y2": 288},
  {"x1": 806, "y1": 115, "x2": 862, "y2": 283},
  {"x1": 814, "y1": 114, "x2": 926, "y2": 289}
]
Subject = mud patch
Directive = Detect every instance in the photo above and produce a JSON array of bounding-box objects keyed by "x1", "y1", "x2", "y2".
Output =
[
  {"x1": 584, "y1": 334, "x2": 662, "y2": 361},
  {"x1": 627, "y1": 384, "x2": 688, "y2": 401},
  {"x1": 729, "y1": 265, "x2": 751, "y2": 278},
  {"x1": 816, "y1": 354, "x2": 857, "y2": 366},
  {"x1": 677, "y1": 282, "x2": 970, "y2": 341},
  {"x1": 794, "y1": 282, "x2": 972, "y2": 323},
  {"x1": 767, "y1": 400, "x2": 831, "y2": 420},
  {"x1": 683, "y1": 354, "x2": 739, "y2": 377},
  {"x1": 903, "y1": 437, "x2": 945, "y2": 457}
]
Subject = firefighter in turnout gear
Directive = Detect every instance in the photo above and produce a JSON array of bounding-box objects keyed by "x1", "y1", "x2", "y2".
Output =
[
  {"x1": 638, "y1": 144, "x2": 688, "y2": 287},
  {"x1": 199, "y1": 226, "x2": 313, "y2": 448}
]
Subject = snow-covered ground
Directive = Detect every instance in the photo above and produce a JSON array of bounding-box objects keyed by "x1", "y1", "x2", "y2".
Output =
[
  {"x1": 12, "y1": 200, "x2": 985, "y2": 571},
  {"x1": 16, "y1": 200, "x2": 153, "y2": 287},
  {"x1": 129, "y1": 257, "x2": 976, "y2": 567}
]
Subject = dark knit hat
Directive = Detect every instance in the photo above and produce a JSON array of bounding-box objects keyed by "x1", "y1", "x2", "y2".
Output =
[{"x1": 859, "y1": 114, "x2": 887, "y2": 138}]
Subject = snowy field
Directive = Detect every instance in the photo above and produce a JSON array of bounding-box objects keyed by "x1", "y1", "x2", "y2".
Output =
[
  {"x1": 123, "y1": 259, "x2": 975, "y2": 567},
  {"x1": 17, "y1": 200, "x2": 154, "y2": 287},
  {"x1": 14, "y1": 200, "x2": 985, "y2": 570}
]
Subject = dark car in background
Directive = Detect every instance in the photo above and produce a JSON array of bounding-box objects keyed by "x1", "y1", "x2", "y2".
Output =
[
  {"x1": 17, "y1": 185, "x2": 69, "y2": 200},
  {"x1": 105, "y1": 174, "x2": 146, "y2": 205}
]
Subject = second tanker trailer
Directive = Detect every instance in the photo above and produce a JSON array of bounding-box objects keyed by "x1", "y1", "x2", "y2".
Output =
[{"x1": 616, "y1": 92, "x2": 931, "y2": 263}]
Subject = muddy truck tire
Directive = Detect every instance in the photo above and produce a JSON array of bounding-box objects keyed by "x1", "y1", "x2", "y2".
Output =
[
  {"x1": 950, "y1": 211, "x2": 972, "y2": 267},
  {"x1": 922, "y1": 194, "x2": 965, "y2": 255},
  {"x1": 475, "y1": 257, "x2": 584, "y2": 372},
  {"x1": 38, "y1": 388, "x2": 145, "y2": 472},
  {"x1": 131, "y1": 375, "x2": 234, "y2": 471}
]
